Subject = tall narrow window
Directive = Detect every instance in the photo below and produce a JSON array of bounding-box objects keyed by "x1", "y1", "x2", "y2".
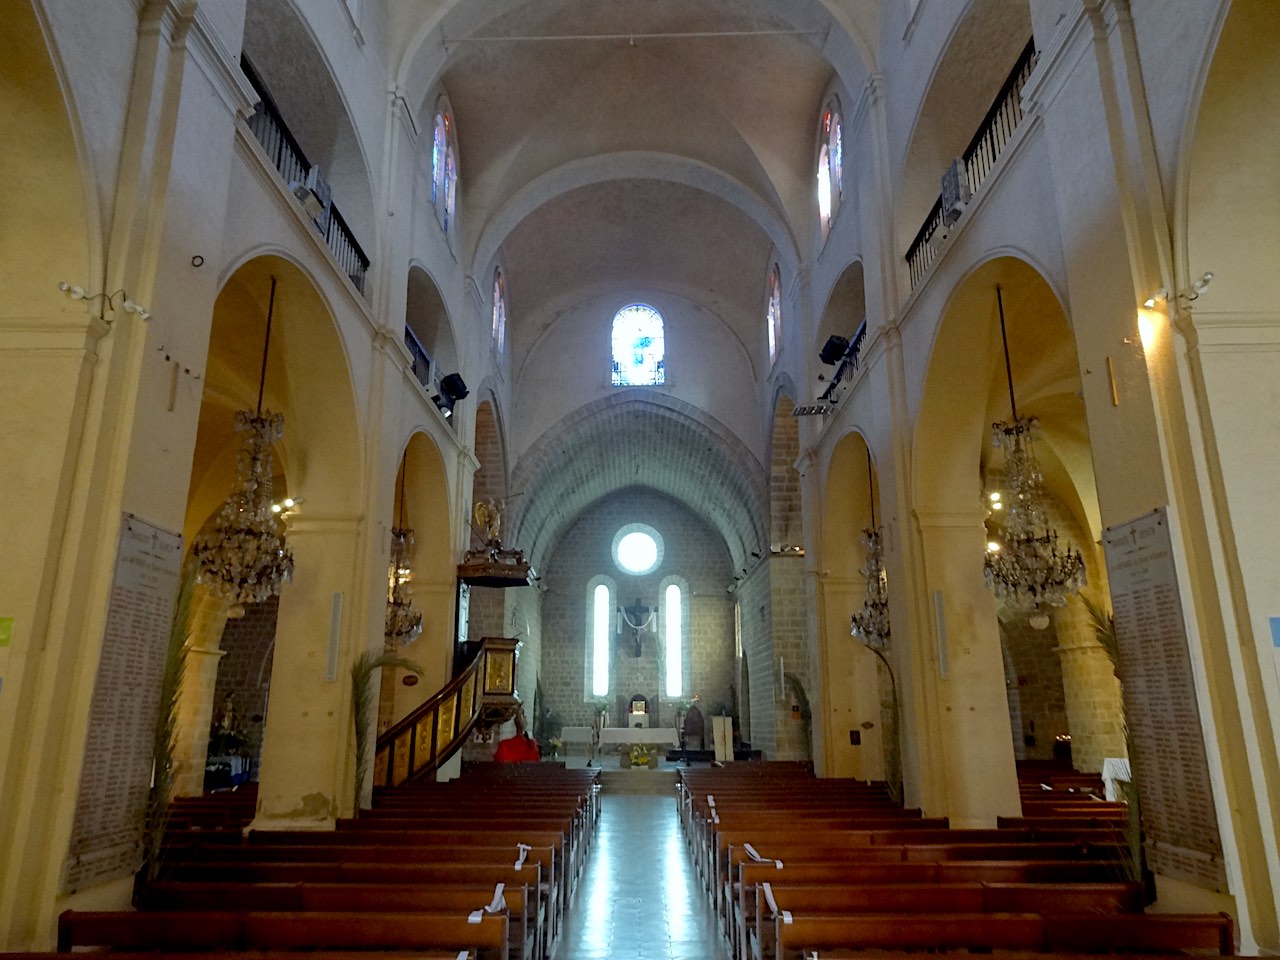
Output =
[
  {"x1": 431, "y1": 112, "x2": 446, "y2": 205},
  {"x1": 610, "y1": 303, "x2": 665, "y2": 386},
  {"x1": 766, "y1": 265, "x2": 782, "y2": 363},
  {"x1": 818, "y1": 101, "x2": 843, "y2": 234},
  {"x1": 492, "y1": 269, "x2": 507, "y2": 354},
  {"x1": 591, "y1": 582, "x2": 611, "y2": 697},
  {"x1": 664, "y1": 583, "x2": 682, "y2": 697}
]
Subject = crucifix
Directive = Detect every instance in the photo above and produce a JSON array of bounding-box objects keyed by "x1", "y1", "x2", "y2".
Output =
[{"x1": 619, "y1": 597, "x2": 654, "y2": 658}]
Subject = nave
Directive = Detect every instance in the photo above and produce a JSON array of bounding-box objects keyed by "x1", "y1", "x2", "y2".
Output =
[{"x1": 558, "y1": 791, "x2": 730, "y2": 960}]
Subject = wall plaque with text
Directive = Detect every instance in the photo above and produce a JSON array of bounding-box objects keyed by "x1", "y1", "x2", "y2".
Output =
[
  {"x1": 1102, "y1": 507, "x2": 1226, "y2": 890},
  {"x1": 63, "y1": 515, "x2": 183, "y2": 891}
]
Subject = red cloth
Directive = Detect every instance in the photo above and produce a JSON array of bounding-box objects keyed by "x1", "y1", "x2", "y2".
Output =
[{"x1": 493, "y1": 734, "x2": 541, "y2": 763}]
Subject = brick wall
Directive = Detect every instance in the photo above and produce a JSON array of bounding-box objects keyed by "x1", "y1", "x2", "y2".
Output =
[
  {"x1": 1000, "y1": 616, "x2": 1069, "y2": 761},
  {"x1": 211, "y1": 596, "x2": 279, "y2": 774},
  {"x1": 538, "y1": 488, "x2": 735, "y2": 733}
]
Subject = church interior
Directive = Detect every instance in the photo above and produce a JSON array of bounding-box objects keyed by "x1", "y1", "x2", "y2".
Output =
[{"x1": 2, "y1": 0, "x2": 1279, "y2": 955}]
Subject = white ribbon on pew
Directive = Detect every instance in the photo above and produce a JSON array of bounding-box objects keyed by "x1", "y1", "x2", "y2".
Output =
[
  {"x1": 712, "y1": 811, "x2": 720, "y2": 824},
  {"x1": 456, "y1": 952, "x2": 469, "y2": 960},
  {"x1": 514, "y1": 842, "x2": 532, "y2": 870},
  {"x1": 469, "y1": 882, "x2": 507, "y2": 923},
  {"x1": 761, "y1": 880, "x2": 792, "y2": 925},
  {"x1": 707, "y1": 795, "x2": 716, "y2": 807},
  {"x1": 743, "y1": 843, "x2": 783, "y2": 869}
]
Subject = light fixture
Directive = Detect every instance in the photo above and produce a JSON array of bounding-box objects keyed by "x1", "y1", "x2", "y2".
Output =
[
  {"x1": 982, "y1": 285, "x2": 1086, "y2": 614},
  {"x1": 58, "y1": 282, "x2": 152, "y2": 320},
  {"x1": 385, "y1": 464, "x2": 423, "y2": 647},
  {"x1": 1142, "y1": 288, "x2": 1168, "y2": 309},
  {"x1": 191, "y1": 276, "x2": 294, "y2": 617},
  {"x1": 850, "y1": 450, "x2": 890, "y2": 649},
  {"x1": 432, "y1": 372, "x2": 469, "y2": 419}
]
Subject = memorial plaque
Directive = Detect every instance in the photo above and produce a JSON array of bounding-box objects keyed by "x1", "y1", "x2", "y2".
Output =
[
  {"x1": 63, "y1": 515, "x2": 183, "y2": 891},
  {"x1": 1102, "y1": 507, "x2": 1226, "y2": 890}
]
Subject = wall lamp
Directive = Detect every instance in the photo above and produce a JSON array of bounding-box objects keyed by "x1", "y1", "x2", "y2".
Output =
[
  {"x1": 58, "y1": 282, "x2": 151, "y2": 320},
  {"x1": 1143, "y1": 271, "x2": 1214, "y2": 309},
  {"x1": 432, "y1": 372, "x2": 469, "y2": 419}
]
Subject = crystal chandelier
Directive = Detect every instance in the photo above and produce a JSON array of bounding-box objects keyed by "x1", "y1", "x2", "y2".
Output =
[
  {"x1": 192, "y1": 277, "x2": 294, "y2": 617},
  {"x1": 385, "y1": 469, "x2": 422, "y2": 646},
  {"x1": 850, "y1": 451, "x2": 891, "y2": 649},
  {"x1": 983, "y1": 285, "x2": 1086, "y2": 611}
]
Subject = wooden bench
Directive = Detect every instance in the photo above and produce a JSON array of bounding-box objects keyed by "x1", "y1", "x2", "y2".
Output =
[
  {"x1": 749, "y1": 881, "x2": 1142, "y2": 960},
  {"x1": 57, "y1": 909, "x2": 510, "y2": 959},
  {"x1": 772, "y1": 910, "x2": 1232, "y2": 959},
  {"x1": 141, "y1": 881, "x2": 538, "y2": 960}
]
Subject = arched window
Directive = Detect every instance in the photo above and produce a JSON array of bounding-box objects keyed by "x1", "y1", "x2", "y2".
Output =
[
  {"x1": 660, "y1": 578, "x2": 688, "y2": 698},
  {"x1": 431, "y1": 103, "x2": 459, "y2": 235},
  {"x1": 431, "y1": 112, "x2": 446, "y2": 205},
  {"x1": 610, "y1": 303, "x2": 665, "y2": 386},
  {"x1": 492, "y1": 269, "x2": 507, "y2": 354},
  {"x1": 586, "y1": 577, "x2": 615, "y2": 698},
  {"x1": 766, "y1": 265, "x2": 782, "y2": 363},
  {"x1": 818, "y1": 100, "x2": 843, "y2": 233}
]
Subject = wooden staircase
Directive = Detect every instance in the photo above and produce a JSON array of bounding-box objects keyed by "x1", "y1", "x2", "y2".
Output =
[{"x1": 373, "y1": 636, "x2": 522, "y2": 786}]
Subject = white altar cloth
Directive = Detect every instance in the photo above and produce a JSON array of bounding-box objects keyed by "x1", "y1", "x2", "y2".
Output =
[{"x1": 598, "y1": 727, "x2": 678, "y2": 746}]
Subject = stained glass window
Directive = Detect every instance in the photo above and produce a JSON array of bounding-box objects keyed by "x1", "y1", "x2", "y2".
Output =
[
  {"x1": 611, "y1": 304, "x2": 665, "y2": 386},
  {"x1": 492, "y1": 269, "x2": 507, "y2": 354},
  {"x1": 767, "y1": 265, "x2": 782, "y2": 362},
  {"x1": 818, "y1": 102, "x2": 843, "y2": 232},
  {"x1": 431, "y1": 112, "x2": 446, "y2": 205}
]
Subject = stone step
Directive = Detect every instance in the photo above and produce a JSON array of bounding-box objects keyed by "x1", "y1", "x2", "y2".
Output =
[{"x1": 597, "y1": 769, "x2": 679, "y2": 795}]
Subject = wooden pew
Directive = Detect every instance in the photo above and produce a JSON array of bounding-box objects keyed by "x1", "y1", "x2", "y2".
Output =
[
  {"x1": 772, "y1": 910, "x2": 1232, "y2": 959},
  {"x1": 141, "y1": 882, "x2": 538, "y2": 960},
  {"x1": 57, "y1": 909, "x2": 510, "y2": 959},
  {"x1": 749, "y1": 880, "x2": 1142, "y2": 960}
]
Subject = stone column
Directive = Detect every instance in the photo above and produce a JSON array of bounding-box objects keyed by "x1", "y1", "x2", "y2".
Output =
[
  {"x1": 171, "y1": 586, "x2": 231, "y2": 796},
  {"x1": 253, "y1": 516, "x2": 363, "y2": 830},
  {"x1": 913, "y1": 511, "x2": 1020, "y2": 827},
  {"x1": 1054, "y1": 603, "x2": 1126, "y2": 773}
]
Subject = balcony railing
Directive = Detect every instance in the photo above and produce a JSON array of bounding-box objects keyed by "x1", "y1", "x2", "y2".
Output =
[
  {"x1": 905, "y1": 39, "x2": 1039, "y2": 289},
  {"x1": 240, "y1": 55, "x2": 370, "y2": 294},
  {"x1": 403, "y1": 325, "x2": 439, "y2": 394}
]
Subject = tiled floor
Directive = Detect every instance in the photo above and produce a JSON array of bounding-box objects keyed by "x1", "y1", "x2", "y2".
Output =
[{"x1": 557, "y1": 794, "x2": 732, "y2": 960}]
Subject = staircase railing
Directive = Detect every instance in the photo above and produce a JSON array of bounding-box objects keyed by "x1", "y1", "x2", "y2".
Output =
[{"x1": 373, "y1": 637, "x2": 521, "y2": 787}]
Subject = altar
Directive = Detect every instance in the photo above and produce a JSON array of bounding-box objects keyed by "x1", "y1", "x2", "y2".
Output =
[{"x1": 598, "y1": 727, "x2": 679, "y2": 746}]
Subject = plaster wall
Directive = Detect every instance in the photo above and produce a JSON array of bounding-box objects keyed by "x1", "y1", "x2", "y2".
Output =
[{"x1": 512, "y1": 291, "x2": 764, "y2": 463}]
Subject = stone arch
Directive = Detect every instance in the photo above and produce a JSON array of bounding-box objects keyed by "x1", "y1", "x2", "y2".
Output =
[
  {"x1": 175, "y1": 253, "x2": 363, "y2": 796},
  {"x1": 913, "y1": 254, "x2": 1121, "y2": 786},
  {"x1": 405, "y1": 263, "x2": 458, "y2": 390},
  {"x1": 815, "y1": 259, "x2": 867, "y2": 368},
  {"x1": 895, "y1": 0, "x2": 1033, "y2": 276},
  {"x1": 818, "y1": 429, "x2": 893, "y2": 782},
  {"x1": 242, "y1": 0, "x2": 377, "y2": 259},
  {"x1": 380, "y1": 430, "x2": 455, "y2": 729},
  {"x1": 471, "y1": 152, "x2": 801, "y2": 282},
  {"x1": 465, "y1": 394, "x2": 511, "y2": 644}
]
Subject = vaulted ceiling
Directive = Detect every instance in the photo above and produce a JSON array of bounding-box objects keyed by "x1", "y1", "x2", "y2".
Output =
[{"x1": 386, "y1": 0, "x2": 880, "y2": 567}]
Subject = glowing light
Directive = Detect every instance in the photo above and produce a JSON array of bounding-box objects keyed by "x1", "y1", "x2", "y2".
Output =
[
  {"x1": 1138, "y1": 312, "x2": 1156, "y2": 352},
  {"x1": 987, "y1": 541, "x2": 1002, "y2": 553}
]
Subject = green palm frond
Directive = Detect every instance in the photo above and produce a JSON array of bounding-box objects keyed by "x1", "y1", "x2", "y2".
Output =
[
  {"x1": 141, "y1": 563, "x2": 196, "y2": 887},
  {"x1": 351, "y1": 650, "x2": 422, "y2": 811}
]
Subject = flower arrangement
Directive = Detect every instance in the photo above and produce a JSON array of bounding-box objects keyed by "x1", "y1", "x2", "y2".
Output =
[
  {"x1": 628, "y1": 743, "x2": 654, "y2": 768},
  {"x1": 548, "y1": 737, "x2": 563, "y2": 757}
]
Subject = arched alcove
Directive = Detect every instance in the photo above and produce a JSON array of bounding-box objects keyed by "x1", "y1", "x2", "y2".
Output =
[
  {"x1": 242, "y1": 0, "x2": 376, "y2": 255},
  {"x1": 405, "y1": 264, "x2": 458, "y2": 392},
  {"x1": 818, "y1": 430, "x2": 892, "y2": 782}
]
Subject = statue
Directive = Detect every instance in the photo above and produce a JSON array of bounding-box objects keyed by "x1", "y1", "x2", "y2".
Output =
[{"x1": 473, "y1": 498, "x2": 502, "y2": 545}]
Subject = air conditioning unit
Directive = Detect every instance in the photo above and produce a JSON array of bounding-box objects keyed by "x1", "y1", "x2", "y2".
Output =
[
  {"x1": 288, "y1": 165, "x2": 331, "y2": 221},
  {"x1": 940, "y1": 157, "x2": 971, "y2": 226}
]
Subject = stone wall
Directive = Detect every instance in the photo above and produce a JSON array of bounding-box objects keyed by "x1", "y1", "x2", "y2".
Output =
[
  {"x1": 538, "y1": 488, "x2": 735, "y2": 734},
  {"x1": 210, "y1": 596, "x2": 279, "y2": 778},
  {"x1": 1000, "y1": 615, "x2": 1070, "y2": 762}
]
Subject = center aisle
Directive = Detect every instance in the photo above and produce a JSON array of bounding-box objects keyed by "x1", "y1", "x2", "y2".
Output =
[{"x1": 557, "y1": 793, "x2": 731, "y2": 960}]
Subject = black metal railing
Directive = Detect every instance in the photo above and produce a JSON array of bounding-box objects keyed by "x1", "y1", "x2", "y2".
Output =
[
  {"x1": 403, "y1": 325, "x2": 437, "y2": 393},
  {"x1": 240, "y1": 55, "x2": 370, "y2": 294},
  {"x1": 905, "y1": 38, "x2": 1039, "y2": 289}
]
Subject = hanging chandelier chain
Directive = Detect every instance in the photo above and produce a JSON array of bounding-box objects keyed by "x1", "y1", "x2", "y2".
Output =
[{"x1": 984, "y1": 285, "x2": 1086, "y2": 612}]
